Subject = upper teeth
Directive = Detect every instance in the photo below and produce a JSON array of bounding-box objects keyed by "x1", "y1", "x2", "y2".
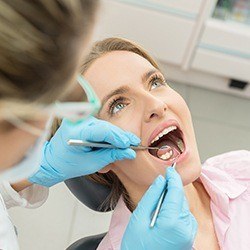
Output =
[{"x1": 151, "y1": 126, "x2": 177, "y2": 144}]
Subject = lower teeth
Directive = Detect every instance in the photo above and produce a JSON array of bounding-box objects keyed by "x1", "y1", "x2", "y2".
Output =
[
  {"x1": 149, "y1": 137, "x2": 185, "y2": 161},
  {"x1": 159, "y1": 150, "x2": 173, "y2": 160}
]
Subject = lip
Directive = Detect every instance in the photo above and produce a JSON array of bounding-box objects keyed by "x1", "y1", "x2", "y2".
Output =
[{"x1": 147, "y1": 119, "x2": 189, "y2": 165}]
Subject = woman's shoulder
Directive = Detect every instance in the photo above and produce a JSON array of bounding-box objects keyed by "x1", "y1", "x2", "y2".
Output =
[
  {"x1": 203, "y1": 150, "x2": 250, "y2": 179},
  {"x1": 96, "y1": 232, "x2": 113, "y2": 250}
]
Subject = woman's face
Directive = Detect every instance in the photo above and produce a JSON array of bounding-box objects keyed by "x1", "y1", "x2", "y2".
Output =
[
  {"x1": 0, "y1": 119, "x2": 47, "y2": 171},
  {"x1": 84, "y1": 51, "x2": 201, "y2": 201}
]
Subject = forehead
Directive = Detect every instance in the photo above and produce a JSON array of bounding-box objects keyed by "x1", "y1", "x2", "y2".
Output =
[{"x1": 84, "y1": 51, "x2": 156, "y2": 98}]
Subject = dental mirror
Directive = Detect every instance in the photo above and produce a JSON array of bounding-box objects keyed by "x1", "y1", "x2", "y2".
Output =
[
  {"x1": 67, "y1": 139, "x2": 175, "y2": 161},
  {"x1": 156, "y1": 145, "x2": 174, "y2": 160}
]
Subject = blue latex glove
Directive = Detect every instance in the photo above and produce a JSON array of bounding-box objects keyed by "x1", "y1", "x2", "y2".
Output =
[
  {"x1": 121, "y1": 167, "x2": 197, "y2": 250},
  {"x1": 29, "y1": 116, "x2": 140, "y2": 187}
]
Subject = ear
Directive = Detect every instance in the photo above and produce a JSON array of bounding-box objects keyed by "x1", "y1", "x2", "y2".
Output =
[{"x1": 98, "y1": 163, "x2": 113, "y2": 174}]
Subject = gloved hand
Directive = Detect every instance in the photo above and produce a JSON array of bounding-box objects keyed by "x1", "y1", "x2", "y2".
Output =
[
  {"x1": 121, "y1": 167, "x2": 197, "y2": 250},
  {"x1": 29, "y1": 116, "x2": 140, "y2": 187}
]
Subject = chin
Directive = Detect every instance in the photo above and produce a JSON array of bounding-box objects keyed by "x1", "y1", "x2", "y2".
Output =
[{"x1": 176, "y1": 151, "x2": 202, "y2": 186}]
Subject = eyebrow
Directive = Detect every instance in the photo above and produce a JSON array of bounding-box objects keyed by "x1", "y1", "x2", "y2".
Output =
[
  {"x1": 142, "y1": 69, "x2": 159, "y2": 83},
  {"x1": 101, "y1": 86, "x2": 130, "y2": 108},
  {"x1": 100, "y1": 69, "x2": 160, "y2": 113}
]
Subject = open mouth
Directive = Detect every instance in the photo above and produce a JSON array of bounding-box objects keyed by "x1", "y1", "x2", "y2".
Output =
[{"x1": 148, "y1": 125, "x2": 185, "y2": 162}]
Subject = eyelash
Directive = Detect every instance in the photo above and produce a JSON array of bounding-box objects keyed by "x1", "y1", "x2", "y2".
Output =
[
  {"x1": 108, "y1": 74, "x2": 167, "y2": 116},
  {"x1": 148, "y1": 74, "x2": 167, "y2": 89},
  {"x1": 108, "y1": 96, "x2": 128, "y2": 116}
]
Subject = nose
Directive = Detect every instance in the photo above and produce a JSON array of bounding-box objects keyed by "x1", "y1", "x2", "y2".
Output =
[{"x1": 143, "y1": 94, "x2": 168, "y2": 122}]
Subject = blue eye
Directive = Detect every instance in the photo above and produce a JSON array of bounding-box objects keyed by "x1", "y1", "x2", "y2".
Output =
[
  {"x1": 109, "y1": 97, "x2": 128, "y2": 115},
  {"x1": 149, "y1": 76, "x2": 166, "y2": 90},
  {"x1": 151, "y1": 80, "x2": 163, "y2": 90},
  {"x1": 112, "y1": 102, "x2": 126, "y2": 114}
]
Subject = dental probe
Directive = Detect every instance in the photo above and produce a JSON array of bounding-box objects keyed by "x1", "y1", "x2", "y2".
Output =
[
  {"x1": 67, "y1": 139, "x2": 162, "y2": 151},
  {"x1": 150, "y1": 162, "x2": 177, "y2": 228}
]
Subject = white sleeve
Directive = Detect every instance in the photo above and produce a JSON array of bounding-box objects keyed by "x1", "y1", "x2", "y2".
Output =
[{"x1": 0, "y1": 181, "x2": 49, "y2": 209}]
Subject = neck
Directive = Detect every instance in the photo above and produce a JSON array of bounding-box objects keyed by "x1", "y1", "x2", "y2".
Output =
[
  {"x1": 125, "y1": 183, "x2": 148, "y2": 211},
  {"x1": 125, "y1": 178, "x2": 211, "y2": 217},
  {"x1": 184, "y1": 181, "x2": 212, "y2": 225}
]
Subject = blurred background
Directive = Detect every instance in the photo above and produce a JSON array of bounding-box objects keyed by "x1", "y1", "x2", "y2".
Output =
[{"x1": 9, "y1": 0, "x2": 250, "y2": 249}]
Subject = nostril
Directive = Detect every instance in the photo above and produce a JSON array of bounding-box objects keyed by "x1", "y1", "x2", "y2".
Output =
[{"x1": 150, "y1": 113, "x2": 157, "y2": 119}]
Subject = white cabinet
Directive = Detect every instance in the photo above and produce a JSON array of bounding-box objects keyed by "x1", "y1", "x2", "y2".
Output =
[
  {"x1": 112, "y1": 0, "x2": 203, "y2": 19},
  {"x1": 95, "y1": 0, "x2": 202, "y2": 65},
  {"x1": 150, "y1": 0, "x2": 202, "y2": 16},
  {"x1": 192, "y1": 19, "x2": 250, "y2": 82},
  {"x1": 93, "y1": 0, "x2": 250, "y2": 96}
]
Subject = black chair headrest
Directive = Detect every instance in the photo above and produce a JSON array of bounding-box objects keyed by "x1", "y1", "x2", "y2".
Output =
[
  {"x1": 66, "y1": 232, "x2": 106, "y2": 250},
  {"x1": 65, "y1": 176, "x2": 112, "y2": 212}
]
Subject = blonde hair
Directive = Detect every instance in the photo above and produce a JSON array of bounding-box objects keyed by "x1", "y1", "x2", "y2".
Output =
[
  {"x1": 50, "y1": 37, "x2": 162, "y2": 211},
  {"x1": 0, "y1": 0, "x2": 99, "y2": 121}
]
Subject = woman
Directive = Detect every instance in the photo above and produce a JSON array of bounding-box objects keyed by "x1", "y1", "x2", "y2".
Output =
[
  {"x1": 77, "y1": 37, "x2": 249, "y2": 249},
  {"x1": 0, "y1": 1, "x2": 196, "y2": 249}
]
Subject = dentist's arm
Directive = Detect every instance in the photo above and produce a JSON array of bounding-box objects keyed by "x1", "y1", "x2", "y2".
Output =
[
  {"x1": 121, "y1": 167, "x2": 197, "y2": 250},
  {"x1": 29, "y1": 116, "x2": 140, "y2": 187}
]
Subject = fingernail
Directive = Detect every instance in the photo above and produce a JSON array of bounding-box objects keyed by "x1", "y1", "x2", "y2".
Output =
[
  {"x1": 165, "y1": 166, "x2": 174, "y2": 177},
  {"x1": 168, "y1": 166, "x2": 175, "y2": 172},
  {"x1": 155, "y1": 175, "x2": 165, "y2": 185},
  {"x1": 165, "y1": 165, "x2": 171, "y2": 172},
  {"x1": 121, "y1": 136, "x2": 130, "y2": 146}
]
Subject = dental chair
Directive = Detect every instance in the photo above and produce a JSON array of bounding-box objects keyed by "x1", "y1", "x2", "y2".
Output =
[{"x1": 65, "y1": 176, "x2": 112, "y2": 250}]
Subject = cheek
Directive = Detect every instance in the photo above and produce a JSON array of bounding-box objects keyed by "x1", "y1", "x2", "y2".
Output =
[
  {"x1": 170, "y1": 91, "x2": 191, "y2": 121},
  {"x1": 113, "y1": 151, "x2": 166, "y2": 187},
  {"x1": 158, "y1": 87, "x2": 192, "y2": 124},
  {"x1": 115, "y1": 163, "x2": 156, "y2": 187},
  {"x1": 0, "y1": 130, "x2": 38, "y2": 169},
  {"x1": 169, "y1": 91, "x2": 195, "y2": 138},
  {"x1": 106, "y1": 109, "x2": 142, "y2": 137}
]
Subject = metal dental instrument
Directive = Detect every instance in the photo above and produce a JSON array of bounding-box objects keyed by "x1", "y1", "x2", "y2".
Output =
[
  {"x1": 150, "y1": 161, "x2": 177, "y2": 228},
  {"x1": 67, "y1": 139, "x2": 163, "y2": 151}
]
